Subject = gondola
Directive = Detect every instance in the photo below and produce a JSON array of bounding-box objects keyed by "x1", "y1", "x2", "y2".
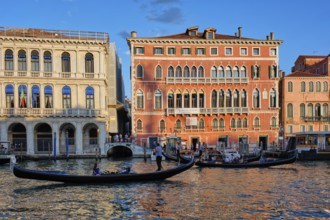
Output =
[
  {"x1": 12, "y1": 158, "x2": 194, "y2": 184},
  {"x1": 0, "y1": 157, "x2": 11, "y2": 164},
  {"x1": 162, "y1": 152, "x2": 191, "y2": 164},
  {"x1": 195, "y1": 154, "x2": 297, "y2": 168}
]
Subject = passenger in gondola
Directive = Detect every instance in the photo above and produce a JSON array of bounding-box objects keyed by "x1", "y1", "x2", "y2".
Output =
[
  {"x1": 93, "y1": 162, "x2": 101, "y2": 175},
  {"x1": 176, "y1": 142, "x2": 182, "y2": 164},
  {"x1": 155, "y1": 142, "x2": 163, "y2": 171}
]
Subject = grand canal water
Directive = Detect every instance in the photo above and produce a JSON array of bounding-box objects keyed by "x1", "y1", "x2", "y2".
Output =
[{"x1": 0, "y1": 157, "x2": 329, "y2": 219}]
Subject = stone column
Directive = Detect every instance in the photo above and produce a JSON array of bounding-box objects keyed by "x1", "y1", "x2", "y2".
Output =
[
  {"x1": 75, "y1": 122, "x2": 83, "y2": 154},
  {"x1": 98, "y1": 122, "x2": 106, "y2": 155},
  {"x1": 52, "y1": 123, "x2": 60, "y2": 156},
  {"x1": 0, "y1": 121, "x2": 8, "y2": 142},
  {"x1": 26, "y1": 123, "x2": 34, "y2": 155}
]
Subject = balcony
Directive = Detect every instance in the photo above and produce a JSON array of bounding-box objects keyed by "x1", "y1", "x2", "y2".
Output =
[
  {"x1": 304, "y1": 116, "x2": 330, "y2": 122},
  {"x1": 0, "y1": 70, "x2": 104, "y2": 79},
  {"x1": 1, "y1": 108, "x2": 104, "y2": 118},
  {"x1": 166, "y1": 107, "x2": 249, "y2": 116},
  {"x1": 166, "y1": 76, "x2": 249, "y2": 84}
]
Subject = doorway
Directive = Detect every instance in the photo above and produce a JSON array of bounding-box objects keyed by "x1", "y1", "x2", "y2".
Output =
[
  {"x1": 191, "y1": 137, "x2": 199, "y2": 151},
  {"x1": 259, "y1": 136, "x2": 268, "y2": 150}
]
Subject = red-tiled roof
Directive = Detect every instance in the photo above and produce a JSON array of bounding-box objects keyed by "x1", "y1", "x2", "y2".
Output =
[
  {"x1": 155, "y1": 32, "x2": 255, "y2": 40},
  {"x1": 285, "y1": 71, "x2": 326, "y2": 77}
]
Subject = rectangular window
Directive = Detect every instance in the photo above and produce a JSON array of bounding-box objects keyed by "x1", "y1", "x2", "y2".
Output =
[
  {"x1": 207, "y1": 32, "x2": 213, "y2": 39},
  {"x1": 86, "y1": 95, "x2": 94, "y2": 109},
  {"x1": 288, "y1": 125, "x2": 293, "y2": 134},
  {"x1": 324, "y1": 125, "x2": 328, "y2": 132},
  {"x1": 270, "y1": 48, "x2": 277, "y2": 56},
  {"x1": 182, "y1": 48, "x2": 191, "y2": 55},
  {"x1": 196, "y1": 48, "x2": 205, "y2": 55},
  {"x1": 6, "y1": 94, "x2": 14, "y2": 108},
  {"x1": 300, "y1": 125, "x2": 305, "y2": 132},
  {"x1": 253, "y1": 48, "x2": 260, "y2": 56},
  {"x1": 168, "y1": 47, "x2": 176, "y2": 55},
  {"x1": 210, "y1": 48, "x2": 218, "y2": 55},
  {"x1": 225, "y1": 48, "x2": 232, "y2": 56},
  {"x1": 154, "y1": 47, "x2": 163, "y2": 55},
  {"x1": 240, "y1": 48, "x2": 247, "y2": 56},
  {"x1": 63, "y1": 94, "x2": 71, "y2": 109},
  {"x1": 135, "y1": 47, "x2": 144, "y2": 54}
]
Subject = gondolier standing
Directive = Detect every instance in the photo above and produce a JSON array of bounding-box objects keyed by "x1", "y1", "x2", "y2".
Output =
[{"x1": 155, "y1": 142, "x2": 163, "y2": 171}]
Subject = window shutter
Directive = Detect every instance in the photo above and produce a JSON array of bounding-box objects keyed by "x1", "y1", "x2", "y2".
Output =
[
  {"x1": 195, "y1": 48, "x2": 198, "y2": 55},
  {"x1": 174, "y1": 48, "x2": 176, "y2": 54},
  {"x1": 269, "y1": 65, "x2": 271, "y2": 78},
  {"x1": 142, "y1": 47, "x2": 144, "y2": 54},
  {"x1": 251, "y1": 65, "x2": 254, "y2": 78},
  {"x1": 134, "y1": 47, "x2": 136, "y2": 55},
  {"x1": 153, "y1": 48, "x2": 156, "y2": 54}
]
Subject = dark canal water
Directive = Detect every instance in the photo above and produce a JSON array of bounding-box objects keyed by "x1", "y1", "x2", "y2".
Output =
[{"x1": 0, "y1": 158, "x2": 329, "y2": 219}]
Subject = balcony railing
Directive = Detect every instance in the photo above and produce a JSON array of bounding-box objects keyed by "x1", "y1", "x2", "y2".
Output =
[
  {"x1": 166, "y1": 76, "x2": 249, "y2": 84},
  {"x1": 1, "y1": 108, "x2": 103, "y2": 117},
  {"x1": 304, "y1": 116, "x2": 330, "y2": 122},
  {"x1": 166, "y1": 107, "x2": 249, "y2": 116},
  {"x1": 0, "y1": 70, "x2": 104, "y2": 79}
]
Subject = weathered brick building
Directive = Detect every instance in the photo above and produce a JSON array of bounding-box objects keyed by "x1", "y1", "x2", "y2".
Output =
[{"x1": 127, "y1": 26, "x2": 283, "y2": 150}]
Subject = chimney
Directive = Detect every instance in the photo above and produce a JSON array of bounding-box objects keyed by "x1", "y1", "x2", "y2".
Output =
[
  {"x1": 266, "y1": 35, "x2": 270, "y2": 40},
  {"x1": 131, "y1": 31, "x2": 137, "y2": 38},
  {"x1": 238, "y1": 27, "x2": 242, "y2": 38},
  {"x1": 270, "y1": 32, "x2": 274, "y2": 40}
]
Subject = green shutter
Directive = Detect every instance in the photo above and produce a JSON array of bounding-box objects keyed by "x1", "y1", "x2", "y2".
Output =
[
  {"x1": 269, "y1": 65, "x2": 271, "y2": 78},
  {"x1": 174, "y1": 48, "x2": 176, "y2": 54}
]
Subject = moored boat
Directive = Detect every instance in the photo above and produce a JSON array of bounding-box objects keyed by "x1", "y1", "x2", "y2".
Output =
[{"x1": 13, "y1": 158, "x2": 194, "y2": 184}]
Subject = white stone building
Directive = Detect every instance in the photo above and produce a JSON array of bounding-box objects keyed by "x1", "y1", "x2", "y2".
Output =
[{"x1": 0, "y1": 26, "x2": 123, "y2": 157}]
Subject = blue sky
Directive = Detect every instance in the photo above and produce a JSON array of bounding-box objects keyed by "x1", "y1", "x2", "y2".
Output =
[{"x1": 1, "y1": 0, "x2": 330, "y2": 98}]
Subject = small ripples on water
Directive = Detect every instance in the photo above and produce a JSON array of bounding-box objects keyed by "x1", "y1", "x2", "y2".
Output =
[{"x1": 0, "y1": 158, "x2": 329, "y2": 219}]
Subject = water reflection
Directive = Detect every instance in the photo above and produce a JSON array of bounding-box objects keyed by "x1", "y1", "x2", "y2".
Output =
[{"x1": 1, "y1": 160, "x2": 330, "y2": 219}]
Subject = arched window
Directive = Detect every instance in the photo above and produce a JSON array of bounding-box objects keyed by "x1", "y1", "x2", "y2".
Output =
[
  {"x1": 44, "y1": 51, "x2": 52, "y2": 73},
  {"x1": 175, "y1": 66, "x2": 182, "y2": 77},
  {"x1": 199, "y1": 91, "x2": 205, "y2": 108},
  {"x1": 226, "y1": 90, "x2": 232, "y2": 107},
  {"x1": 212, "y1": 90, "x2": 217, "y2": 108},
  {"x1": 160, "y1": 120, "x2": 165, "y2": 132},
  {"x1": 5, "y1": 49, "x2": 14, "y2": 70},
  {"x1": 18, "y1": 50, "x2": 27, "y2": 71},
  {"x1": 192, "y1": 90, "x2": 197, "y2": 108},
  {"x1": 233, "y1": 90, "x2": 239, "y2": 107},
  {"x1": 176, "y1": 92, "x2": 182, "y2": 108},
  {"x1": 243, "y1": 118, "x2": 248, "y2": 128},
  {"x1": 219, "y1": 118, "x2": 225, "y2": 129},
  {"x1": 308, "y1": 103, "x2": 313, "y2": 117},
  {"x1": 18, "y1": 85, "x2": 27, "y2": 108},
  {"x1": 137, "y1": 119, "x2": 143, "y2": 130},
  {"x1": 322, "y1": 103, "x2": 328, "y2": 117},
  {"x1": 323, "y1": 81, "x2": 328, "y2": 92},
  {"x1": 241, "y1": 90, "x2": 247, "y2": 107},
  {"x1": 237, "y1": 118, "x2": 242, "y2": 128},
  {"x1": 219, "y1": 90, "x2": 224, "y2": 107},
  {"x1": 270, "y1": 89, "x2": 276, "y2": 108},
  {"x1": 252, "y1": 65, "x2": 260, "y2": 78},
  {"x1": 5, "y1": 84, "x2": 14, "y2": 108},
  {"x1": 154, "y1": 90, "x2": 162, "y2": 109},
  {"x1": 218, "y1": 66, "x2": 224, "y2": 77},
  {"x1": 254, "y1": 117, "x2": 260, "y2": 128},
  {"x1": 271, "y1": 117, "x2": 276, "y2": 127},
  {"x1": 167, "y1": 91, "x2": 174, "y2": 108},
  {"x1": 137, "y1": 64, "x2": 143, "y2": 78},
  {"x1": 300, "y1": 103, "x2": 305, "y2": 118},
  {"x1": 288, "y1": 82, "x2": 293, "y2": 92},
  {"x1": 31, "y1": 85, "x2": 40, "y2": 108},
  {"x1": 301, "y1": 81, "x2": 306, "y2": 92},
  {"x1": 211, "y1": 66, "x2": 217, "y2": 77},
  {"x1": 156, "y1": 65, "x2": 162, "y2": 79},
  {"x1": 198, "y1": 66, "x2": 204, "y2": 77},
  {"x1": 86, "y1": 86, "x2": 94, "y2": 109},
  {"x1": 253, "y1": 89, "x2": 260, "y2": 108},
  {"x1": 309, "y1": 81, "x2": 314, "y2": 92},
  {"x1": 183, "y1": 90, "x2": 190, "y2": 108},
  {"x1": 315, "y1": 103, "x2": 321, "y2": 118},
  {"x1": 167, "y1": 66, "x2": 174, "y2": 77},
  {"x1": 175, "y1": 119, "x2": 181, "y2": 130},
  {"x1": 199, "y1": 119, "x2": 205, "y2": 129},
  {"x1": 226, "y1": 66, "x2": 232, "y2": 78},
  {"x1": 287, "y1": 103, "x2": 293, "y2": 118},
  {"x1": 233, "y1": 66, "x2": 239, "y2": 77},
  {"x1": 191, "y1": 66, "x2": 197, "y2": 77},
  {"x1": 316, "y1": 82, "x2": 321, "y2": 92},
  {"x1": 31, "y1": 50, "x2": 39, "y2": 72},
  {"x1": 62, "y1": 86, "x2": 71, "y2": 108},
  {"x1": 183, "y1": 66, "x2": 190, "y2": 77},
  {"x1": 212, "y1": 118, "x2": 218, "y2": 129},
  {"x1": 240, "y1": 66, "x2": 247, "y2": 77},
  {"x1": 137, "y1": 90, "x2": 144, "y2": 109},
  {"x1": 44, "y1": 85, "x2": 53, "y2": 108},
  {"x1": 269, "y1": 65, "x2": 277, "y2": 78},
  {"x1": 61, "y1": 52, "x2": 71, "y2": 72},
  {"x1": 85, "y1": 53, "x2": 94, "y2": 73},
  {"x1": 231, "y1": 118, "x2": 236, "y2": 128}
]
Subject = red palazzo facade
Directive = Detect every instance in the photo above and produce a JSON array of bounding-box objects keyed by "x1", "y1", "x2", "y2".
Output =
[{"x1": 127, "y1": 26, "x2": 283, "y2": 150}]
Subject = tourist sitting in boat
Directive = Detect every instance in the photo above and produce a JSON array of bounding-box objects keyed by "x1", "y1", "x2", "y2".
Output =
[{"x1": 93, "y1": 162, "x2": 102, "y2": 175}]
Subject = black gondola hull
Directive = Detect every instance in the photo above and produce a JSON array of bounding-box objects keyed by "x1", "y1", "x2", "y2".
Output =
[{"x1": 13, "y1": 159, "x2": 194, "y2": 184}]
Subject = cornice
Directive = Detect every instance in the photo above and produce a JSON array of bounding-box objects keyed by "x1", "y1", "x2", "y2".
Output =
[
  {"x1": 0, "y1": 36, "x2": 108, "y2": 46},
  {"x1": 127, "y1": 38, "x2": 283, "y2": 46}
]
